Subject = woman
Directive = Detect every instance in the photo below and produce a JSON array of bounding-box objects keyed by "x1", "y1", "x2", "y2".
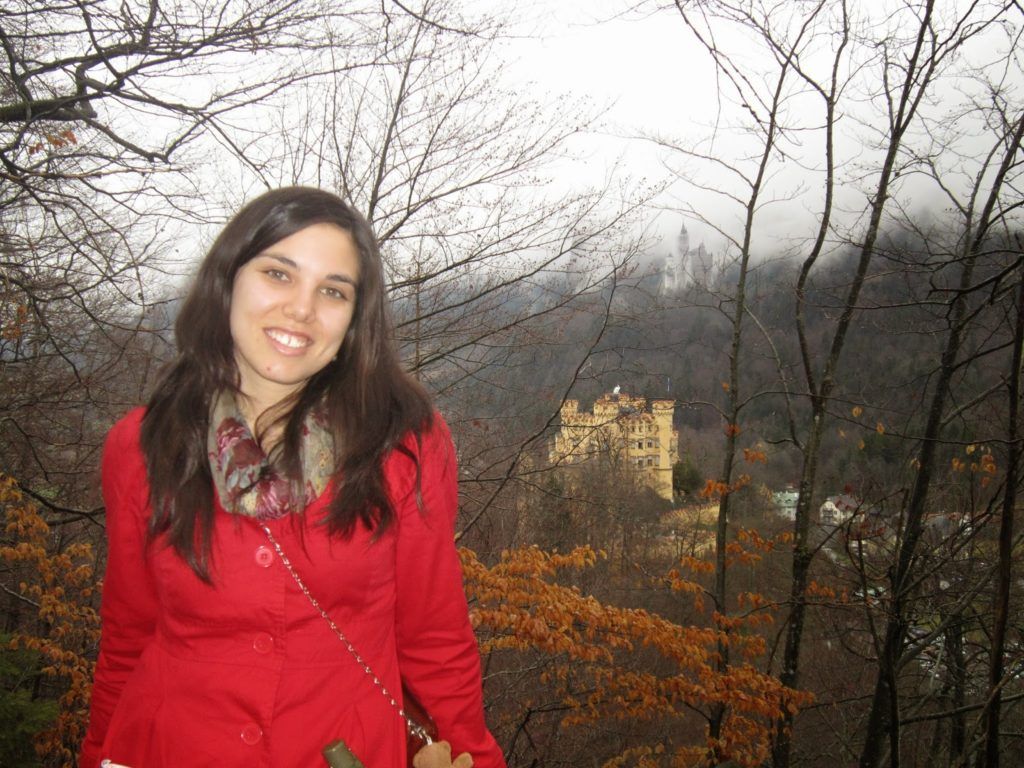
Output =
[{"x1": 79, "y1": 187, "x2": 505, "y2": 768}]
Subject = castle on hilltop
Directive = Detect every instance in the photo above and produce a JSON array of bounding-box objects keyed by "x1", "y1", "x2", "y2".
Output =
[
  {"x1": 550, "y1": 389, "x2": 678, "y2": 501},
  {"x1": 659, "y1": 222, "x2": 709, "y2": 294}
]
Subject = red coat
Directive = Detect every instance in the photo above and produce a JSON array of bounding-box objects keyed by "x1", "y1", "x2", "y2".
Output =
[{"x1": 79, "y1": 408, "x2": 505, "y2": 768}]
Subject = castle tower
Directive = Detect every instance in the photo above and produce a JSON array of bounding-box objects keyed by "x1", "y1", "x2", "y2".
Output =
[
  {"x1": 660, "y1": 221, "x2": 691, "y2": 295},
  {"x1": 651, "y1": 400, "x2": 678, "y2": 499},
  {"x1": 550, "y1": 391, "x2": 678, "y2": 501},
  {"x1": 674, "y1": 223, "x2": 690, "y2": 259}
]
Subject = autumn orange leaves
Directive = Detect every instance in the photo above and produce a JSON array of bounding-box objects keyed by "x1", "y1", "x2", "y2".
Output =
[
  {"x1": 461, "y1": 541, "x2": 812, "y2": 767},
  {"x1": 0, "y1": 475, "x2": 99, "y2": 765}
]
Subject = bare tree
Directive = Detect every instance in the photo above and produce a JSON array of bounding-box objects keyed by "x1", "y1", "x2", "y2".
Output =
[
  {"x1": 648, "y1": 0, "x2": 1024, "y2": 765},
  {"x1": 0, "y1": 0, "x2": 381, "y2": 512},
  {"x1": 646, "y1": 1, "x2": 839, "y2": 753},
  {"x1": 857, "y1": 99, "x2": 1024, "y2": 768},
  {"x1": 229, "y1": 1, "x2": 655, "y2": 542}
]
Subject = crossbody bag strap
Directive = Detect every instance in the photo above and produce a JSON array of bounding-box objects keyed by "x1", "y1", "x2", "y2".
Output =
[{"x1": 260, "y1": 524, "x2": 434, "y2": 747}]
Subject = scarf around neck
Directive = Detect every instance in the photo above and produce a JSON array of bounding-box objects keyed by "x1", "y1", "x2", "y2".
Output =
[{"x1": 207, "y1": 392, "x2": 334, "y2": 520}]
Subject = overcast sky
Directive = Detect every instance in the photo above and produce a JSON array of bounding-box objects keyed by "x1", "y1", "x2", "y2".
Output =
[
  {"x1": 497, "y1": 2, "x2": 719, "y2": 255},
  {"x1": 476, "y1": 0, "x2": 1024, "y2": 261}
]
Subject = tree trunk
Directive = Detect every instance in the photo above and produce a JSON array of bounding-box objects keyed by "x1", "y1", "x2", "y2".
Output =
[
  {"x1": 859, "y1": 105, "x2": 1024, "y2": 768},
  {"x1": 977, "y1": 263, "x2": 1024, "y2": 768}
]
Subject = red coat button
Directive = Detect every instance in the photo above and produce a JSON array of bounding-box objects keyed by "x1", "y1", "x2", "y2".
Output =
[
  {"x1": 254, "y1": 546, "x2": 274, "y2": 568},
  {"x1": 253, "y1": 633, "x2": 274, "y2": 654},
  {"x1": 241, "y1": 723, "x2": 262, "y2": 745}
]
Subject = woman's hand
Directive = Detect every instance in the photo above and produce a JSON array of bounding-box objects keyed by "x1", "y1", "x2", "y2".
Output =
[{"x1": 412, "y1": 741, "x2": 473, "y2": 768}]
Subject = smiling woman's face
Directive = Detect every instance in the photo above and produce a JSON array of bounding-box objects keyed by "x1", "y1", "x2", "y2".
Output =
[{"x1": 229, "y1": 222, "x2": 361, "y2": 415}]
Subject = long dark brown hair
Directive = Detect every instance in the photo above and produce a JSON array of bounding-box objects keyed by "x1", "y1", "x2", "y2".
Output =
[{"x1": 141, "y1": 187, "x2": 433, "y2": 579}]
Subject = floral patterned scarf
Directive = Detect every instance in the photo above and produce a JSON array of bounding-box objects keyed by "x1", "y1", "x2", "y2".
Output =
[{"x1": 207, "y1": 392, "x2": 335, "y2": 520}]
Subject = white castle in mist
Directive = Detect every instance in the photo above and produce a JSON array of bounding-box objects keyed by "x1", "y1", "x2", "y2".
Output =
[{"x1": 658, "y1": 222, "x2": 709, "y2": 294}]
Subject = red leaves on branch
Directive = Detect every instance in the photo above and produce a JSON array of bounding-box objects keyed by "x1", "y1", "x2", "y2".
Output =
[
  {"x1": 951, "y1": 445, "x2": 999, "y2": 488},
  {"x1": 742, "y1": 448, "x2": 767, "y2": 464},
  {"x1": 699, "y1": 474, "x2": 753, "y2": 501},
  {"x1": 2, "y1": 303, "x2": 29, "y2": 340},
  {"x1": 700, "y1": 479, "x2": 731, "y2": 499},
  {"x1": 26, "y1": 129, "x2": 78, "y2": 156}
]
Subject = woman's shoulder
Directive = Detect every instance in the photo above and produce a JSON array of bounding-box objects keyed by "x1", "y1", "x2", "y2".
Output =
[
  {"x1": 384, "y1": 412, "x2": 458, "y2": 523},
  {"x1": 105, "y1": 406, "x2": 147, "y2": 451},
  {"x1": 384, "y1": 411, "x2": 455, "y2": 481},
  {"x1": 102, "y1": 407, "x2": 149, "y2": 480},
  {"x1": 399, "y1": 411, "x2": 453, "y2": 456},
  {"x1": 99, "y1": 407, "x2": 151, "y2": 512}
]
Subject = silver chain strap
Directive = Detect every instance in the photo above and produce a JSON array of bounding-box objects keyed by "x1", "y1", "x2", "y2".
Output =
[{"x1": 261, "y1": 525, "x2": 434, "y2": 746}]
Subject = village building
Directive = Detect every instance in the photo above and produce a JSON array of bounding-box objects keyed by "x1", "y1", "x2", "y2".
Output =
[
  {"x1": 820, "y1": 494, "x2": 862, "y2": 528},
  {"x1": 550, "y1": 389, "x2": 678, "y2": 501},
  {"x1": 772, "y1": 486, "x2": 799, "y2": 521}
]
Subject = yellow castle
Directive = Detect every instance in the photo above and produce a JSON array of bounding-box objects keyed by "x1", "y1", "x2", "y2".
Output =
[{"x1": 550, "y1": 389, "x2": 678, "y2": 500}]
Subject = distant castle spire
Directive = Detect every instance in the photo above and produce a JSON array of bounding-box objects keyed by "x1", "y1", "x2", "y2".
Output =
[
  {"x1": 675, "y1": 223, "x2": 689, "y2": 258},
  {"x1": 660, "y1": 219, "x2": 691, "y2": 295}
]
